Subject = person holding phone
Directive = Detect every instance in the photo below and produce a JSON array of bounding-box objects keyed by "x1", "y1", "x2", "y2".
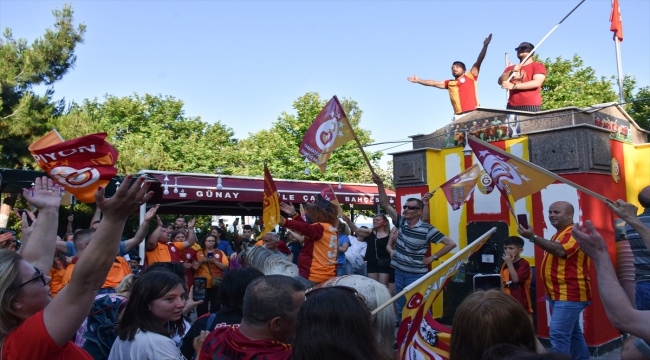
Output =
[{"x1": 194, "y1": 235, "x2": 228, "y2": 317}]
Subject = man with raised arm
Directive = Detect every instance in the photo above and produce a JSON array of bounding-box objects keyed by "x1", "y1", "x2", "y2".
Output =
[
  {"x1": 408, "y1": 34, "x2": 492, "y2": 120},
  {"x1": 145, "y1": 215, "x2": 197, "y2": 265},
  {"x1": 373, "y1": 173, "x2": 456, "y2": 320}
]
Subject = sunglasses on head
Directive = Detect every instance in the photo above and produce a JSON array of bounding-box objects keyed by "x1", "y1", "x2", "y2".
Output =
[
  {"x1": 305, "y1": 285, "x2": 359, "y2": 298},
  {"x1": 17, "y1": 267, "x2": 46, "y2": 288},
  {"x1": 402, "y1": 205, "x2": 422, "y2": 210},
  {"x1": 515, "y1": 46, "x2": 531, "y2": 52}
]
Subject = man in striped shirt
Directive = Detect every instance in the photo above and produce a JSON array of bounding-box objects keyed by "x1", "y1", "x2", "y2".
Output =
[
  {"x1": 518, "y1": 201, "x2": 591, "y2": 360},
  {"x1": 373, "y1": 174, "x2": 457, "y2": 320}
]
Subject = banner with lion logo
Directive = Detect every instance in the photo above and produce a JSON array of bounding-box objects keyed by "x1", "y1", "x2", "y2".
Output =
[
  {"x1": 299, "y1": 96, "x2": 355, "y2": 173},
  {"x1": 29, "y1": 130, "x2": 119, "y2": 203}
]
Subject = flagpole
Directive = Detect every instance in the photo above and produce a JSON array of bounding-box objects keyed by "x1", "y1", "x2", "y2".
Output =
[
  {"x1": 506, "y1": 0, "x2": 586, "y2": 83},
  {"x1": 371, "y1": 228, "x2": 497, "y2": 316},
  {"x1": 505, "y1": 52, "x2": 510, "y2": 104},
  {"x1": 468, "y1": 136, "x2": 612, "y2": 203},
  {"x1": 612, "y1": 0, "x2": 625, "y2": 104}
]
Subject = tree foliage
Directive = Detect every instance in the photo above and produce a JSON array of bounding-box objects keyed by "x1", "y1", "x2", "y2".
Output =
[
  {"x1": 0, "y1": 5, "x2": 85, "y2": 168},
  {"x1": 625, "y1": 85, "x2": 650, "y2": 131},
  {"x1": 234, "y1": 92, "x2": 384, "y2": 184}
]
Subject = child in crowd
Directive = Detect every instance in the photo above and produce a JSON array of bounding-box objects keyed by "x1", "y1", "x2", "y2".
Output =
[{"x1": 500, "y1": 236, "x2": 533, "y2": 322}]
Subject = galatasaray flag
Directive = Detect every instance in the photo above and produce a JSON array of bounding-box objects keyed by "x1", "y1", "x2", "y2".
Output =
[
  {"x1": 299, "y1": 96, "x2": 355, "y2": 173},
  {"x1": 320, "y1": 184, "x2": 340, "y2": 206},
  {"x1": 610, "y1": 0, "x2": 623, "y2": 41},
  {"x1": 440, "y1": 164, "x2": 480, "y2": 211},
  {"x1": 258, "y1": 164, "x2": 280, "y2": 240},
  {"x1": 397, "y1": 228, "x2": 495, "y2": 360},
  {"x1": 468, "y1": 136, "x2": 555, "y2": 203},
  {"x1": 29, "y1": 131, "x2": 119, "y2": 203}
]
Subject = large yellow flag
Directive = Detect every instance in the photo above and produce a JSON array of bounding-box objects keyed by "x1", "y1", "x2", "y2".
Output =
[
  {"x1": 257, "y1": 164, "x2": 280, "y2": 240},
  {"x1": 396, "y1": 228, "x2": 495, "y2": 360}
]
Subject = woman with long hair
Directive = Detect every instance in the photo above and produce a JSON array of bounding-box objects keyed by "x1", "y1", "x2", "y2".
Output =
[
  {"x1": 109, "y1": 270, "x2": 187, "y2": 359},
  {"x1": 450, "y1": 290, "x2": 541, "y2": 360},
  {"x1": 194, "y1": 234, "x2": 229, "y2": 317},
  {"x1": 342, "y1": 214, "x2": 392, "y2": 289},
  {"x1": 293, "y1": 286, "x2": 392, "y2": 360},
  {"x1": 0, "y1": 176, "x2": 152, "y2": 359}
]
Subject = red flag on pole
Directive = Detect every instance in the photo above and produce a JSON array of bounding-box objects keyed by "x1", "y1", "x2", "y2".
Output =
[
  {"x1": 258, "y1": 164, "x2": 280, "y2": 240},
  {"x1": 299, "y1": 96, "x2": 355, "y2": 173},
  {"x1": 439, "y1": 164, "x2": 481, "y2": 211},
  {"x1": 610, "y1": 0, "x2": 624, "y2": 41},
  {"x1": 30, "y1": 131, "x2": 119, "y2": 203}
]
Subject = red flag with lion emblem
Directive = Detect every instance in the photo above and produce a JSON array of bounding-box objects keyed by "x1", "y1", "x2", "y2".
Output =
[
  {"x1": 29, "y1": 131, "x2": 119, "y2": 203},
  {"x1": 299, "y1": 96, "x2": 355, "y2": 173}
]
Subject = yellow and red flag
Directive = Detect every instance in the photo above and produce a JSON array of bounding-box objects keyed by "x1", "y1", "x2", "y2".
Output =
[
  {"x1": 320, "y1": 184, "x2": 340, "y2": 206},
  {"x1": 439, "y1": 164, "x2": 481, "y2": 211},
  {"x1": 397, "y1": 228, "x2": 495, "y2": 360},
  {"x1": 258, "y1": 164, "x2": 280, "y2": 240},
  {"x1": 29, "y1": 131, "x2": 119, "y2": 203},
  {"x1": 299, "y1": 96, "x2": 355, "y2": 173},
  {"x1": 610, "y1": 0, "x2": 623, "y2": 41}
]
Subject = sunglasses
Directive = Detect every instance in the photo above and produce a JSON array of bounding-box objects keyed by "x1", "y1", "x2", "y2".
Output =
[
  {"x1": 305, "y1": 285, "x2": 359, "y2": 298},
  {"x1": 17, "y1": 267, "x2": 47, "y2": 288},
  {"x1": 515, "y1": 47, "x2": 531, "y2": 52},
  {"x1": 402, "y1": 205, "x2": 422, "y2": 210}
]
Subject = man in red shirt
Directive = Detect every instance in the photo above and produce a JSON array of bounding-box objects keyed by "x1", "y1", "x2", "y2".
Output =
[
  {"x1": 407, "y1": 34, "x2": 492, "y2": 120},
  {"x1": 199, "y1": 275, "x2": 305, "y2": 360},
  {"x1": 498, "y1": 41, "x2": 547, "y2": 112}
]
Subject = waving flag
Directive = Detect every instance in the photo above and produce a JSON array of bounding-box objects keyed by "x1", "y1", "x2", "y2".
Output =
[
  {"x1": 29, "y1": 131, "x2": 119, "y2": 203},
  {"x1": 320, "y1": 184, "x2": 340, "y2": 206},
  {"x1": 610, "y1": 0, "x2": 623, "y2": 41},
  {"x1": 397, "y1": 228, "x2": 495, "y2": 360},
  {"x1": 299, "y1": 96, "x2": 355, "y2": 173},
  {"x1": 440, "y1": 164, "x2": 481, "y2": 211},
  {"x1": 258, "y1": 164, "x2": 280, "y2": 240}
]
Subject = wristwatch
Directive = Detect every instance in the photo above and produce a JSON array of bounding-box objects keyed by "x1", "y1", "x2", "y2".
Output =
[{"x1": 432, "y1": 255, "x2": 439, "y2": 261}]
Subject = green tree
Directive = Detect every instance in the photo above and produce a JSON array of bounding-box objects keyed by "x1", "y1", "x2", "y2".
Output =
[
  {"x1": 0, "y1": 5, "x2": 85, "y2": 168},
  {"x1": 234, "y1": 92, "x2": 383, "y2": 184},
  {"x1": 51, "y1": 93, "x2": 238, "y2": 173},
  {"x1": 625, "y1": 85, "x2": 650, "y2": 131}
]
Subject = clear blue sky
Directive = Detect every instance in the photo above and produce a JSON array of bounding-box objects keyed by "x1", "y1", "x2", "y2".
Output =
[{"x1": 2, "y1": 0, "x2": 649, "y2": 170}]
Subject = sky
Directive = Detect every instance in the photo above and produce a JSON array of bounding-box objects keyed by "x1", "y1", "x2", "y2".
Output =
[{"x1": 1, "y1": 0, "x2": 649, "y2": 171}]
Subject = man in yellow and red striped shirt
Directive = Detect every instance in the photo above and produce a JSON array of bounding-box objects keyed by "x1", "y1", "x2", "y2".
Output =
[{"x1": 518, "y1": 201, "x2": 591, "y2": 360}]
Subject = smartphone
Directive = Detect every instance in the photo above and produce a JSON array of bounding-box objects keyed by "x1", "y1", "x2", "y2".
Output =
[
  {"x1": 207, "y1": 252, "x2": 214, "y2": 258},
  {"x1": 473, "y1": 274, "x2": 502, "y2": 292},
  {"x1": 516, "y1": 214, "x2": 529, "y2": 229},
  {"x1": 193, "y1": 277, "x2": 207, "y2": 301}
]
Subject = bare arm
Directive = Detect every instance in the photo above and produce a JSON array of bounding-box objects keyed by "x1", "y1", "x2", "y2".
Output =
[
  {"x1": 146, "y1": 215, "x2": 163, "y2": 251},
  {"x1": 372, "y1": 173, "x2": 398, "y2": 223},
  {"x1": 45, "y1": 175, "x2": 153, "y2": 346},
  {"x1": 502, "y1": 254, "x2": 520, "y2": 283},
  {"x1": 470, "y1": 33, "x2": 492, "y2": 77},
  {"x1": 407, "y1": 74, "x2": 446, "y2": 89},
  {"x1": 573, "y1": 221, "x2": 650, "y2": 341},
  {"x1": 339, "y1": 241, "x2": 350, "y2": 253},
  {"x1": 422, "y1": 191, "x2": 435, "y2": 224},
  {"x1": 518, "y1": 224, "x2": 567, "y2": 258},
  {"x1": 501, "y1": 74, "x2": 546, "y2": 90},
  {"x1": 184, "y1": 218, "x2": 197, "y2": 249},
  {"x1": 20, "y1": 177, "x2": 62, "y2": 275},
  {"x1": 90, "y1": 206, "x2": 101, "y2": 227},
  {"x1": 66, "y1": 214, "x2": 73, "y2": 234},
  {"x1": 341, "y1": 214, "x2": 371, "y2": 237},
  {"x1": 386, "y1": 227, "x2": 398, "y2": 257},
  {"x1": 433, "y1": 237, "x2": 457, "y2": 259},
  {"x1": 123, "y1": 204, "x2": 159, "y2": 253},
  {"x1": 606, "y1": 200, "x2": 650, "y2": 250}
]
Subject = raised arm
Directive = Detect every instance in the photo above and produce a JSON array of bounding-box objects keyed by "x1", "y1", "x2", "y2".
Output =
[
  {"x1": 66, "y1": 214, "x2": 73, "y2": 233},
  {"x1": 184, "y1": 217, "x2": 197, "y2": 249},
  {"x1": 573, "y1": 221, "x2": 650, "y2": 341},
  {"x1": 341, "y1": 214, "x2": 371, "y2": 237},
  {"x1": 146, "y1": 215, "x2": 163, "y2": 251},
  {"x1": 407, "y1": 74, "x2": 446, "y2": 89},
  {"x1": 122, "y1": 204, "x2": 159, "y2": 253},
  {"x1": 470, "y1": 33, "x2": 492, "y2": 77},
  {"x1": 372, "y1": 173, "x2": 398, "y2": 223},
  {"x1": 45, "y1": 175, "x2": 153, "y2": 346},
  {"x1": 607, "y1": 200, "x2": 650, "y2": 250},
  {"x1": 90, "y1": 206, "x2": 101, "y2": 227},
  {"x1": 20, "y1": 177, "x2": 62, "y2": 272},
  {"x1": 518, "y1": 224, "x2": 567, "y2": 258},
  {"x1": 422, "y1": 191, "x2": 435, "y2": 224}
]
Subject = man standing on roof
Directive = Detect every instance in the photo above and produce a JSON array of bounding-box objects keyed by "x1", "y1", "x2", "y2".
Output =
[
  {"x1": 498, "y1": 41, "x2": 547, "y2": 112},
  {"x1": 408, "y1": 34, "x2": 492, "y2": 120}
]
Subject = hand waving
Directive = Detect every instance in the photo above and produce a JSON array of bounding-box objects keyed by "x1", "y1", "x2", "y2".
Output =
[
  {"x1": 95, "y1": 175, "x2": 153, "y2": 221},
  {"x1": 23, "y1": 177, "x2": 62, "y2": 210},
  {"x1": 144, "y1": 204, "x2": 160, "y2": 222}
]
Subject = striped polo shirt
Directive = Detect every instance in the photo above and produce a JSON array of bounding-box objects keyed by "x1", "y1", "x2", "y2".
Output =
[
  {"x1": 625, "y1": 208, "x2": 650, "y2": 282},
  {"x1": 540, "y1": 224, "x2": 592, "y2": 302},
  {"x1": 391, "y1": 216, "x2": 446, "y2": 274}
]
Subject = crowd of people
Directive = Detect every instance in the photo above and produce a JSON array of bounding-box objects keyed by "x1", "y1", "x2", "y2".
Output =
[{"x1": 2, "y1": 174, "x2": 650, "y2": 360}]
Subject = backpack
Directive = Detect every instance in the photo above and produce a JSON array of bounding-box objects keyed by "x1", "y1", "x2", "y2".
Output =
[{"x1": 82, "y1": 295, "x2": 124, "y2": 360}]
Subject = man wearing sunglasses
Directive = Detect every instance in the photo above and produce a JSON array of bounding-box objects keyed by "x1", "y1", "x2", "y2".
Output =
[
  {"x1": 498, "y1": 42, "x2": 547, "y2": 112},
  {"x1": 407, "y1": 34, "x2": 492, "y2": 120},
  {"x1": 373, "y1": 174, "x2": 457, "y2": 321}
]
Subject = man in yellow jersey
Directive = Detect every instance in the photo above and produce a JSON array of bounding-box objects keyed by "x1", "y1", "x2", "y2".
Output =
[
  {"x1": 518, "y1": 201, "x2": 591, "y2": 360},
  {"x1": 407, "y1": 34, "x2": 492, "y2": 120}
]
